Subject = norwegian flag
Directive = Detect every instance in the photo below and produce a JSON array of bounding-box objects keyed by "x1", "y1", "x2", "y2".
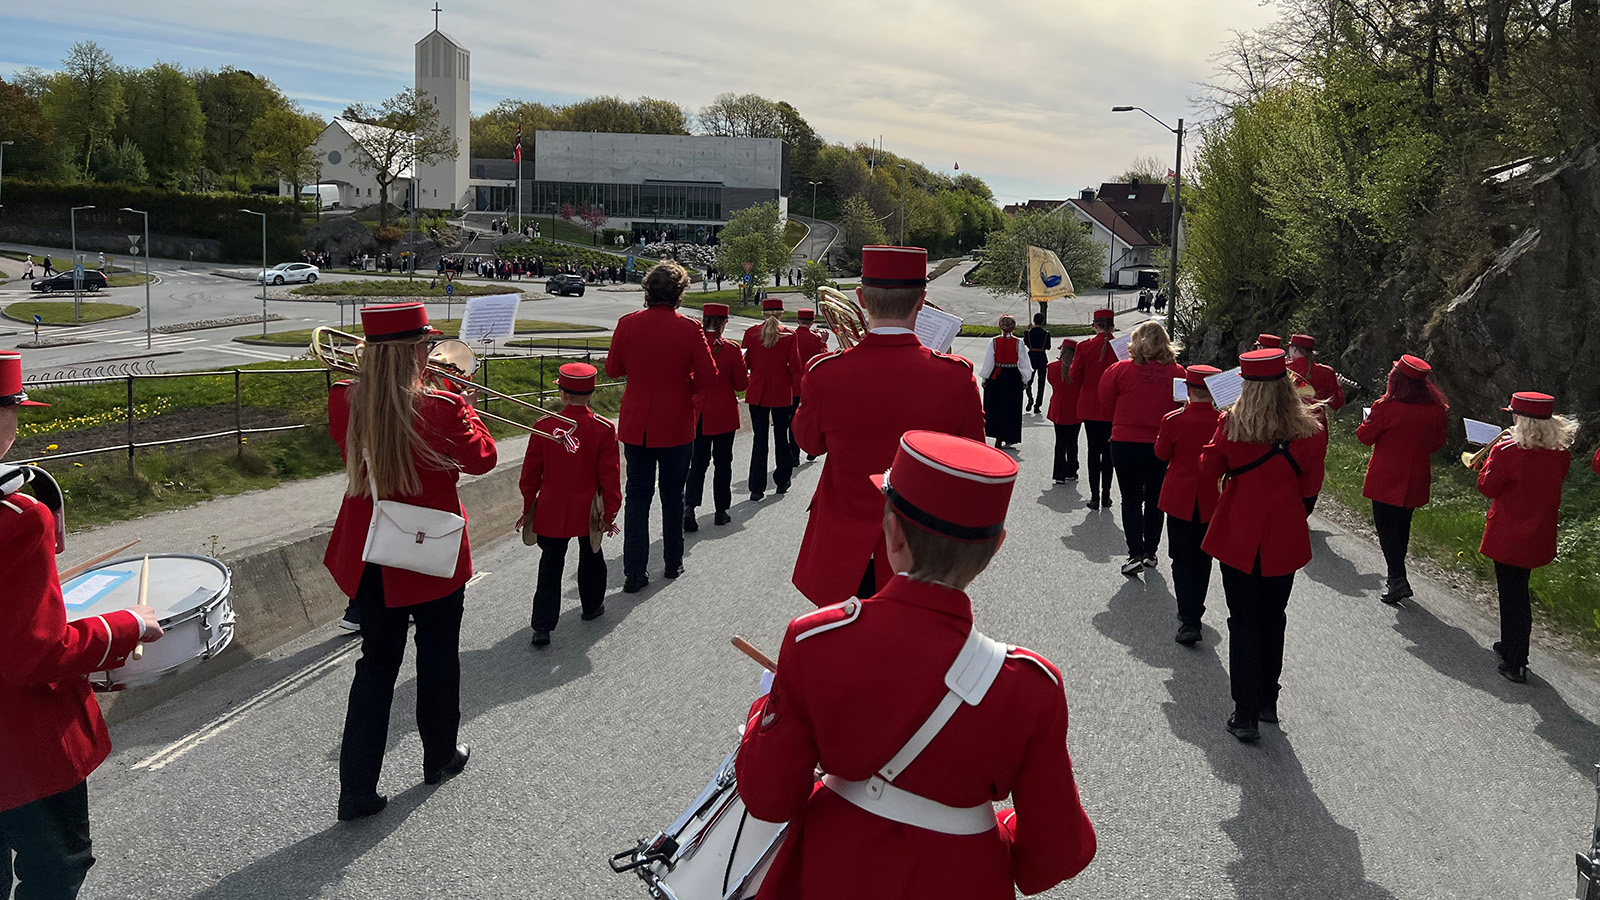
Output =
[
  {"x1": 553, "y1": 425, "x2": 579, "y2": 454},
  {"x1": 513, "y1": 125, "x2": 523, "y2": 164}
]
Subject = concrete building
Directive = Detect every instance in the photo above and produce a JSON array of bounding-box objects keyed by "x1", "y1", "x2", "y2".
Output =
[
  {"x1": 472, "y1": 131, "x2": 788, "y2": 243},
  {"x1": 414, "y1": 29, "x2": 471, "y2": 213}
]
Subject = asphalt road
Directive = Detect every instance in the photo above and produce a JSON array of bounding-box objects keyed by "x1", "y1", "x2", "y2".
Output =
[
  {"x1": 73, "y1": 409, "x2": 1598, "y2": 899},
  {"x1": 788, "y1": 215, "x2": 839, "y2": 265}
]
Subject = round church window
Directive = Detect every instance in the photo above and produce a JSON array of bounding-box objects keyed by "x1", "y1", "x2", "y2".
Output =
[{"x1": 328, "y1": 150, "x2": 342, "y2": 165}]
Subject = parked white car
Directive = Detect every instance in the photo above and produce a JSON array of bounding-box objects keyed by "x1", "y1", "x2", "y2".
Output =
[{"x1": 257, "y1": 262, "x2": 320, "y2": 285}]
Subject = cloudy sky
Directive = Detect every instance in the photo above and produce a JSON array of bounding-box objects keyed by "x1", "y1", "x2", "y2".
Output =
[{"x1": 2, "y1": 0, "x2": 1280, "y2": 203}]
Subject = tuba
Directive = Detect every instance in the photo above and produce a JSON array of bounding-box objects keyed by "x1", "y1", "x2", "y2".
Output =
[{"x1": 816, "y1": 286, "x2": 868, "y2": 349}]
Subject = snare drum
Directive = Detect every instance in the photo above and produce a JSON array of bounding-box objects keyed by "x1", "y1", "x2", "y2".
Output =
[
  {"x1": 611, "y1": 745, "x2": 787, "y2": 900},
  {"x1": 62, "y1": 554, "x2": 234, "y2": 689}
]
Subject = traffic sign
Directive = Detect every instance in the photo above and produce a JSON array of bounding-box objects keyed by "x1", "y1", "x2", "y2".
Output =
[
  {"x1": 33, "y1": 315, "x2": 42, "y2": 324},
  {"x1": 445, "y1": 283, "x2": 455, "y2": 296},
  {"x1": 742, "y1": 262, "x2": 753, "y2": 274},
  {"x1": 742, "y1": 274, "x2": 752, "y2": 284}
]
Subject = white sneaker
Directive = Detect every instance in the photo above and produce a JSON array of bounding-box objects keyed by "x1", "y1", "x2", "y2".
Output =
[
  {"x1": 1120, "y1": 557, "x2": 1145, "y2": 577},
  {"x1": 337, "y1": 618, "x2": 361, "y2": 633}
]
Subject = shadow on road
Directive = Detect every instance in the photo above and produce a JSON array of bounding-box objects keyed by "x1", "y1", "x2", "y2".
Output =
[
  {"x1": 1301, "y1": 528, "x2": 1384, "y2": 598},
  {"x1": 1061, "y1": 510, "x2": 1125, "y2": 565},
  {"x1": 1093, "y1": 580, "x2": 1399, "y2": 900}
]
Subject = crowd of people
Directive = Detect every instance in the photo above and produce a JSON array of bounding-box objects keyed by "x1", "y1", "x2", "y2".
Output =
[{"x1": 430, "y1": 254, "x2": 629, "y2": 285}]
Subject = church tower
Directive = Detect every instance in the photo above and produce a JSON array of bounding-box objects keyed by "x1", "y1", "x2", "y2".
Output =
[{"x1": 415, "y1": 23, "x2": 471, "y2": 212}]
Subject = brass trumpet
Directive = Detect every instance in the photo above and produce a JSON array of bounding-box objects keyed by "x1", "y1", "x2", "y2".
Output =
[
  {"x1": 309, "y1": 327, "x2": 577, "y2": 443},
  {"x1": 1462, "y1": 428, "x2": 1513, "y2": 470}
]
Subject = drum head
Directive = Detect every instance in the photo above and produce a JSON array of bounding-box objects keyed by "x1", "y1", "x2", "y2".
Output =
[{"x1": 63, "y1": 554, "x2": 230, "y2": 623}]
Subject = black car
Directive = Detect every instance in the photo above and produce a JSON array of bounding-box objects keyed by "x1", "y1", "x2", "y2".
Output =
[
  {"x1": 31, "y1": 270, "x2": 108, "y2": 293},
  {"x1": 546, "y1": 274, "x2": 586, "y2": 297}
]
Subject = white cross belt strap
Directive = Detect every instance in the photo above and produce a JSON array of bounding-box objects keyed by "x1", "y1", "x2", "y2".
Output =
[{"x1": 822, "y1": 627, "x2": 1008, "y2": 836}]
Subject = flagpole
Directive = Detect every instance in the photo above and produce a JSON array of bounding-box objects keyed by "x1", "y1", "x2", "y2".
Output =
[{"x1": 516, "y1": 124, "x2": 523, "y2": 234}]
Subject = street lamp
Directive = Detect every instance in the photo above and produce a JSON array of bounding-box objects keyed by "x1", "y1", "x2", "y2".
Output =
[
  {"x1": 239, "y1": 209, "x2": 267, "y2": 336},
  {"x1": 896, "y1": 164, "x2": 908, "y2": 245},
  {"x1": 0, "y1": 140, "x2": 13, "y2": 213},
  {"x1": 1112, "y1": 105, "x2": 1185, "y2": 343},
  {"x1": 70, "y1": 205, "x2": 94, "y2": 323},
  {"x1": 118, "y1": 208, "x2": 152, "y2": 349}
]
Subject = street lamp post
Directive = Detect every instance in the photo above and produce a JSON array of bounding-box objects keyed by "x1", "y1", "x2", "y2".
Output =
[
  {"x1": 239, "y1": 209, "x2": 267, "y2": 336},
  {"x1": 0, "y1": 140, "x2": 14, "y2": 215},
  {"x1": 896, "y1": 164, "x2": 908, "y2": 245},
  {"x1": 70, "y1": 205, "x2": 94, "y2": 323},
  {"x1": 118, "y1": 208, "x2": 152, "y2": 349},
  {"x1": 1112, "y1": 105, "x2": 1185, "y2": 343}
]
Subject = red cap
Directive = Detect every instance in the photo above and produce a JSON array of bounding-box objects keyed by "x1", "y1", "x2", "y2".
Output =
[
  {"x1": 1255, "y1": 334, "x2": 1282, "y2": 349},
  {"x1": 1396, "y1": 354, "x2": 1431, "y2": 380},
  {"x1": 1289, "y1": 334, "x2": 1316, "y2": 350},
  {"x1": 861, "y1": 246, "x2": 928, "y2": 289},
  {"x1": 761, "y1": 298, "x2": 784, "y2": 312},
  {"x1": 1060, "y1": 337, "x2": 1080, "y2": 349},
  {"x1": 797, "y1": 308, "x2": 815, "y2": 320},
  {"x1": 558, "y1": 362, "x2": 597, "y2": 393},
  {"x1": 870, "y1": 431, "x2": 1017, "y2": 541},
  {"x1": 1184, "y1": 364, "x2": 1221, "y2": 389},
  {"x1": 702, "y1": 302, "x2": 730, "y2": 317},
  {"x1": 0, "y1": 352, "x2": 48, "y2": 407},
  {"x1": 1505, "y1": 391, "x2": 1554, "y2": 419},
  {"x1": 1093, "y1": 309, "x2": 1116, "y2": 325},
  {"x1": 1240, "y1": 349, "x2": 1287, "y2": 380},
  {"x1": 360, "y1": 303, "x2": 442, "y2": 343}
]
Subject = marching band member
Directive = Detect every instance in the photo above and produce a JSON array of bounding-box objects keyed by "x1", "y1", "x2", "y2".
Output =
[
  {"x1": 977, "y1": 315, "x2": 1032, "y2": 449},
  {"x1": 0, "y1": 351, "x2": 162, "y2": 899},
  {"x1": 1355, "y1": 355, "x2": 1449, "y2": 605},
  {"x1": 518, "y1": 363, "x2": 622, "y2": 648},
  {"x1": 1023, "y1": 312, "x2": 1052, "y2": 414},
  {"x1": 1201, "y1": 349, "x2": 1323, "y2": 742},
  {"x1": 684, "y1": 303, "x2": 747, "y2": 531},
  {"x1": 325, "y1": 303, "x2": 496, "y2": 820},
  {"x1": 1477, "y1": 392, "x2": 1576, "y2": 684},
  {"x1": 744, "y1": 298, "x2": 796, "y2": 500},
  {"x1": 606, "y1": 262, "x2": 718, "y2": 593},
  {"x1": 1070, "y1": 309, "x2": 1119, "y2": 510},
  {"x1": 1251, "y1": 334, "x2": 1282, "y2": 351},
  {"x1": 738, "y1": 431, "x2": 1096, "y2": 899},
  {"x1": 791, "y1": 245, "x2": 985, "y2": 607},
  {"x1": 1286, "y1": 334, "x2": 1340, "y2": 514},
  {"x1": 1047, "y1": 338, "x2": 1082, "y2": 484},
  {"x1": 1155, "y1": 365, "x2": 1221, "y2": 645},
  {"x1": 787, "y1": 307, "x2": 828, "y2": 465},
  {"x1": 1098, "y1": 320, "x2": 1185, "y2": 575}
]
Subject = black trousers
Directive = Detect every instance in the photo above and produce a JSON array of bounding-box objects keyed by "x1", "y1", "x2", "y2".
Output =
[
  {"x1": 1371, "y1": 501, "x2": 1415, "y2": 583},
  {"x1": 623, "y1": 441, "x2": 693, "y2": 578},
  {"x1": 1024, "y1": 352, "x2": 1049, "y2": 407},
  {"x1": 532, "y1": 535, "x2": 606, "y2": 630},
  {"x1": 1495, "y1": 562, "x2": 1533, "y2": 668},
  {"x1": 1221, "y1": 559, "x2": 1295, "y2": 722},
  {"x1": 339, "y1": 565, "x2": 465, "y2": 803},
  {"x1": 1110, "y1": 440, "x2": 1169, "y2": 557},
  {"x1": 0, "y1": 781, "x2": 93, "y2": 900},
  {"x1": 1052, "y1": 423, "x2": 1081, "y2": 481},
  {"x1": 685, "y1": 424, "x2": 735, "y2": 514},
  {"x1": 1167, "y1": 511, "x2": 1213, "y2": 627},
  {"x1": 1084, "y1": 420, "x2": 1114, "y2": 501},
  {"x1": 788, "y1": 400, "x2": 802, "y2": 465},
  {"x1": 748, "y1": 404, "x2": 793, "y2": 494}
]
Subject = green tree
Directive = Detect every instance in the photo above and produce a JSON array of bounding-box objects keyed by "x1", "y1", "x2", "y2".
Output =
[
  {"x1": 837, "y1": 194, "x2": 889, "y2": 271},
  {"x1": 119, "y1": 62, "x2": 205, "y2": 186},
  {"x1": 800, "y1": 260, "x2": 833, "y2": 300},
  {"x1": 195, "y1": 67, "x2": 286, "y2": 190},
  {"x1": 252, "y1": 106, "x2": 324, "y2": 223},
  {"x1": 0, "y1": 77, "x2": 67, "y2": 180},
  {"x1": 973, "y1": 208, "x2": 1103, "y2": 301},
  {"x1": 633, "y1": 97, "x2": 692, "y2": 135},
  {"x1": 715, "y1": 200, "x2": 790, "y2": 296},
  {"x1": 470, "y1": 98, "x2": 561, "y2": 159},
  {"x1": 343, "y1": 87, "x2": 457, "y2": 229},
  {"x1": 91, "y1": 138, "x2": 149, "y2": 184},
  {"x1": 696, "y1": 92, "x2": 783, "y2": 137},
  {"x1": 39, "y1": 41, "x2": 124, "y2": 176}
]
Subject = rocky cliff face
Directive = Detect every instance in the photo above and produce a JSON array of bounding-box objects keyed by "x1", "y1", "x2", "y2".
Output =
[{"x1": 1424, "y1": 145, "x2": 1600, "y2": 438}]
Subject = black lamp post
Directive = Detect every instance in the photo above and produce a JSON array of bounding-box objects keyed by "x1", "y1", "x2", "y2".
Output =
[{"x1": 1112, "y1": 105, "x2": 1185, "y2": 342}]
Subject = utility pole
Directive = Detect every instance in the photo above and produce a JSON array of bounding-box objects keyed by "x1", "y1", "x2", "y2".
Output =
[
  {"x1": 896, "y1": 164, "x2": 907, "y2": 245},
  {"x1": 70, "y1": 205, "x2": 94, "y2": 323}
]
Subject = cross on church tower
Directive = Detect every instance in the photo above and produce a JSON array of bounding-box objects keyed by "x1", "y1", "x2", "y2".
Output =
[{"x1": 432, "y1": 2, "x2": 442, "y2": 30}]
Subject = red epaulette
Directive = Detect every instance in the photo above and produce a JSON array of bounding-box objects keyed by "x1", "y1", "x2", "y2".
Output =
[
  {"x1": 792, "y1": 597, "x2": 862, "y2": 643},
  {"x1": 1005, "y1": 646, "x2": 1061, "y2": 686},
  {"x1": 592, "y1": 413, "x2": 617, "y2": 433},
  {"x1": 1163, "y1": 406, "x2": 1186, "y2": 422},
  {"x1": 0, "y1": 490, "x2": 39, "y2": 518},
  {"x1": 934, "y1": 351, "x2": 975, "y2": 371}
]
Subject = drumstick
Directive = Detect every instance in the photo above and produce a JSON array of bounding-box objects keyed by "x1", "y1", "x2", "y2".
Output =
[
  {"x1": 131, "y1": 555, "x2": 149, "y2": 662},
  {"x1": 58, "y1": 539, "x2": 142, "y2": 582},
  {"x1": 731, "y1": 636, "x2": 777, "y2": 673}
]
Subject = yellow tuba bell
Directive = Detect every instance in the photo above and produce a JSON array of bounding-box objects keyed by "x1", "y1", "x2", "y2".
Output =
[{"x1": 816, "y1": 285, "x2": 868, "y2": 349}]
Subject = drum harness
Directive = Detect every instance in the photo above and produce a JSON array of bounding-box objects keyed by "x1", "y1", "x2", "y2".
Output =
[
  {"x1": 0, "y1": 463, "x2": 66, "y2": 549},
  {"x1": 820, "y1": 627, "x2": 1009, "y2": 835}
]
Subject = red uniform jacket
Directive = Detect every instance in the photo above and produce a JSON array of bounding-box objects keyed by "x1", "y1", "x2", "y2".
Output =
[
  {"x1": 1068, "y1": 335, "x2": 1118, "y2": 422},
  {"x1": 1098, "y1": 359, "x2": 1185, "y2": 443},
  {"x1": 791, "y1": 332, "x2": 985, "y2": 606},
  {"x1": 1155, "y1": 403, "x2": 1221, "y2": 522},
  {"x1": 1477, "y1": 442, "x2": 1570, "y2": 569},
  {"x1": 1356, "y1": 399, "x2": 1448, "y2": 508},
  {"x1": 1311, "y1": 362, "x2": 1346, "y2": 411},
  {"x1": 1592, "y1": 445, "x2": 1599, "y2": 476},
  {"x1": 695, "y1": 336, "x2": 748, "y2": 436},
  {"x1": 324, "y1": 384, "x2": 498, "y2": 607},
  {"x1": 789, "y1": 326, "x2": 828, "y2": 397},
  {"x1": 606, "y1": 305, "x2": 718, "y2": 447},
  {"x1": 1046, "y1": 361, "x2": 1082, "y2": 426},
  {"x1": 518, "y1": 406, "x2": 622, "y2": 540},
  {"x1": 744, "y1": 323, "x2": 796, "y2": 408},
  {"x1": 1200, "y1": 418, "x2": 1322, "y2": 576},
  {"x1": 1287, "y1": 359, "x2": 1332, "y2": 498},
  {"x1": 1, "y1": 491, "x2": 143, "y2": 812},
  {"x1": 737, "y1": 576, "x2": 1096, "y2": 900}
]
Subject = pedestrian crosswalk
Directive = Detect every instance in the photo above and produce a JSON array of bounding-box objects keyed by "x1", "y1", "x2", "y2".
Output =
[{"x1": 45, "y1": 326, "x2": 299, "y2": 361}]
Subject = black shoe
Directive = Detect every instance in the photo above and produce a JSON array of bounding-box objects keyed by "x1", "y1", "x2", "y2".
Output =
[
  {"x1": 806, "y1": 454, "x2": 817, "y2": 462},
  {"x1": 1379, "y1": 579, "x2": 1413, "y2": 605},
  {"x1": 581, "y1": 604, "x2": 605, "y2": 622},
  {"x1": 683, "y1": 513, "x2": 698, "y2": 532},
  {"x1": 1066, "y1": 474, "x2": 1078, "y2": 481},
  {"x1": 1120, "y1": 556, "x2": 1145, "y2": 577},
  {"x1": 531, "y1": 628, "x2": 551, "y2": 647},
  {"x1": 750, "y1": 491, "x2": 765, "y2": 502},
  {"x1": 1258, "y1": 705, "x2": 1279, "y2": 724},
  {"x1": 1492, "y1": 641, "x2": 1504, "y2": 659},
  {"x1": 1174, "y1": 624, "x2": 1202, "y2": 646},
  {"x1": 776, "y1": 483, "x2": 789, "y2": 494},
  {"x1": 623, "y1": 575, "x2": 649, "y2": 594},
  {"x1": 1103, "y1": 495, "x2": 1113, "y2": 508},
  {"x1": 665, "y1": 563, "x2": 685, "y2": 579},
  {"x1": 1498, "y1": 662, "x2": 1528, "y2": 684},
  {"x1": 1226, "y1": 713, "x2": 1260, "y2": 743},
  {"x1": 714, "y1": 510, "x2": 732, "y2": 526},
  {"x1": 337, "y1": 794, "x2": 388, "y2": 821},
  {"x1": 424, "y1": 745, "x2": 471, "y2": 785},
  {"x1": 1144, "y1": 554, "x2": 1159, "y2": 568},
  {"x1": 1087, "y1": 496, "x2": 1101, "y2": 510}
]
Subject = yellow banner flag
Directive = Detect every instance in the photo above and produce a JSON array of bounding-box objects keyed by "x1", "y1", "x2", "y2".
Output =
[{"x1": 1022, "y1": 245, "x2": 1076, "y2": 303}]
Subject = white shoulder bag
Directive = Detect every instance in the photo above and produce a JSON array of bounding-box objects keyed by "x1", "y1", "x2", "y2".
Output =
[{"x1": 360, "y1": 452, "x2": 467, "y2": 578}]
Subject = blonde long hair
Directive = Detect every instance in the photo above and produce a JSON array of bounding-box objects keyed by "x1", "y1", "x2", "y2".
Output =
[
  {"x1": 344, "y1": 340, "x2": 450, "y2": 498},
  {"x1": 1129, "y1": 320, "x2": 1176, "y2": 365},
  {"x1": 761, "y1": 312, "x2": 783, "y2": 349},
  {"x1": 1512, "y1": 413, "x2": 1579, "y2": 451},
  {"x1": 1225, "y1": 376, "x2": 1322, "y2": 444}
]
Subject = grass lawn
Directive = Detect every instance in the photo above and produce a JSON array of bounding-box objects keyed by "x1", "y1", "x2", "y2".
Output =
[
  {"x1": 679, "y1": 284, "x2": 862, "y2": 320},
  {"x1": 106, "y1": 273, "x2": 155, "y2": 287},
  {"x1": 1321, "y1": 416, "x2": 1600, "y2": 644},
  {"x1": 505, "y1": 336, "x2": 613, "y2": 351},
  {"x1": 784, "y1": 219, "x2": 809, "y2": 250},
  {"x1": 241, "y1": 318, "x2": 607, "y2": 346},
  {"x1": 960, "y1": 323, "x2": 1095, "y2": 337},
  {"x1": 292, "y1": 280, "x2": 521, "y2": 298},
  {"x1": 4, "y1": 301, "x2": 140, "y2": 325}
]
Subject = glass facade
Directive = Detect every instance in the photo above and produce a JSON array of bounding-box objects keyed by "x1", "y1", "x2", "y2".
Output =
[{"x1": 474, "y1": 180, "x2": 726, "y2": 221}]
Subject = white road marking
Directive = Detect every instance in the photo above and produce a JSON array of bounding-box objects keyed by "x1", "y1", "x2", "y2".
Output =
[
  {"x1": 466, "y1": 571, "x2": 491, "y2": 588},
  {"x1": 208, "y1": 345, "x2": 295, "y2": 360},
  {"x1": 131, "y1": 640, "x2": 360, "y2": 772}
]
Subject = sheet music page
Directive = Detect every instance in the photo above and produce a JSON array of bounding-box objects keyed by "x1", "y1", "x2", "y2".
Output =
[
  {"x1": 1173, "y1": 378, "x2": 1189, "y2": 402},
  {"x1": 458, "y1": 293, "x2": 521, "y2": 341},
  {"x1": 1204, "y1": 368, "x2": 1245, "y2": 408},
  {"x1": 1464, "y1": 418, "x2": 1504, "y2": 445},
  {"x1": 913, "y1": 306, "x2": 963, "y2": 353},
  {"x1": 1110, "y1": 334, "x2": 1132, "y2": 361}
]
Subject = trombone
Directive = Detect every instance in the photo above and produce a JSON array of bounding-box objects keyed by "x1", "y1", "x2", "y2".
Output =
[
  {"x1": 309, "y1": 327, "x2": 578, "y2": 444},
  {"x1": 1462, "y1": 428, "x2": 1513, "y2": 470}
]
